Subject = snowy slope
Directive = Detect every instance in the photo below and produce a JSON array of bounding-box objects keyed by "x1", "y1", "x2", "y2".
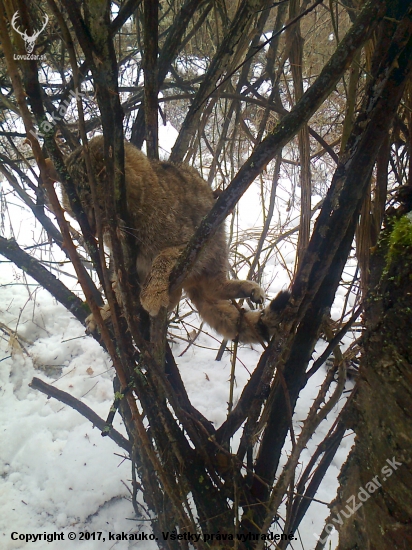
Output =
[{"x1": 0, "y1": 258, "x2": 352, "y2": 550}]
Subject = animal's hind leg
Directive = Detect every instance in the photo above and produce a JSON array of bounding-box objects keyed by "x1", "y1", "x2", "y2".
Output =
[
  {"x1": 140, "y1": 247, "x2": 183, "y2": 317},
  {"x1": 188, "y1": 288, "x2": 290, "y2": 343},
  {"x1": 211, "y1": 278, "x2": 265, "y2": 304}
]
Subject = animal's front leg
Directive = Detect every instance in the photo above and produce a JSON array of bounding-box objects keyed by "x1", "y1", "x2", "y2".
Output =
[{"x1": 140, "y1": 247, "x2": 184, "y2": 317}]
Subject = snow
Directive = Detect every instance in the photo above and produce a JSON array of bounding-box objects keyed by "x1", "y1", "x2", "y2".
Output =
[
  {"x1": 0, "y1": 255, "x2": 353, "y2": 549},
  {"x1": 0, "y1": 123, "x2": 354, "y2": 549},
  {"x1": 0, "y1": 264, "x2": 143, "y2": 549}
]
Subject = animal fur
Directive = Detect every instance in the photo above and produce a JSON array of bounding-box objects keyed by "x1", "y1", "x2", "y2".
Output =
[{"x1": 46, "y1": 135, "x2": 289, "y2": 343}]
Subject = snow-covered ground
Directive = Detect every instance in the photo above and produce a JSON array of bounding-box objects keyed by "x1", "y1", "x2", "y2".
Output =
[
  {"x1": 0, "y1": 255, "x2": 353, "y2": 549},
  {"x1": 0, "y1": 122, "x2": 354, "y2": 549}
]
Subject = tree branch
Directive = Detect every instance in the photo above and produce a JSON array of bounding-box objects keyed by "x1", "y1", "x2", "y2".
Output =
[
  {"x1": 30, "y1": 377, "x2": 131, "y2": 454},
  {"x1": 168, "y1": 0, "x2": 387, "y2": 297},
  {"x1": 0, "y1": 236, "x2": 89, "y2": 325}
]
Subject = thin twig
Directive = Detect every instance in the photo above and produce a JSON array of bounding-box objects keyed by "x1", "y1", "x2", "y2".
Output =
[{"x1": 30, "y1": 377, "x2": 132, "y2": 453}]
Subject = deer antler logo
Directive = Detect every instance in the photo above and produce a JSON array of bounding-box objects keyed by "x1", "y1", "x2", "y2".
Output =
[{"x1": 11, "y1": 11, "x2": 49, "y2": 54}]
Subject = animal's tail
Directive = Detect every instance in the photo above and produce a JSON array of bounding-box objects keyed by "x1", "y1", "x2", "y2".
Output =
[{"x1": 188, "y1": 290, "x2": 290, "y2": 344}]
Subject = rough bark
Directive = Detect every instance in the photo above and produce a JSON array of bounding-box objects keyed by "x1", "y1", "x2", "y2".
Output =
[{"x1": 332, "y1": 208, "x2": 412, "y2": 550}]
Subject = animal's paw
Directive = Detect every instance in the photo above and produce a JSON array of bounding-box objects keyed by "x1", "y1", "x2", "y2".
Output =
[
  {"x1": 85, "y1": 313, "x2": 97, "y2": 333},
  {"x1": 259, "y1": 290, "x2": 290, "y2": 331},
  {"x1": 250, "y1": 284, "x2": 265, "y2": 304},
  {"x1": 85, "y1": 303, "x2": 111, "y2": 332},
  {"x1": 140, "y1": 287, "x2": 170, "y2": 317}
]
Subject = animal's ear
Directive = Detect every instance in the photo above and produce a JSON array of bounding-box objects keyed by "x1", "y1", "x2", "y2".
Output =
[{"x1": 44, "y1": 158, "x2": 60, "y2": 183}]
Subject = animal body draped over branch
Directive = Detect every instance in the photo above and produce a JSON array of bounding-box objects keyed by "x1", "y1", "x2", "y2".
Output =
[{"x1": 46, "y1": 136, "x2": 289, "y2": 343}]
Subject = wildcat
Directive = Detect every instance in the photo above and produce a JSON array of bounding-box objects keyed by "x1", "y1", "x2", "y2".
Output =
[{"x1": 46, "y1": 136, "x2": 289, "y2": 343}]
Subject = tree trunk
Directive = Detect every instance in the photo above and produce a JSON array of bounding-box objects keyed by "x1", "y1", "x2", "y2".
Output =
[{"x1": 331, "y1": 207, "x2": 412, "y2": 549}]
